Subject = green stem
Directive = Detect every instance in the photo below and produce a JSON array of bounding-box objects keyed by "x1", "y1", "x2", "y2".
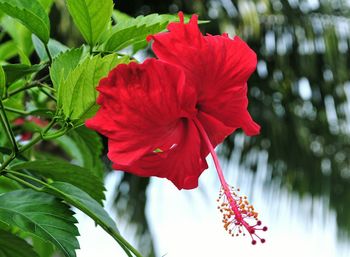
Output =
[
  {"x1": 0, "y1": 99, "x2": 18, "y2": 152},
  {"x1": 39, "y1": 88, "x2": 57, "y2": 101},
  {"x1": 4, "y1": 173, "x2": 42, "y2": 191},
  {"x1": 3, "y1": 80, "x2": 55, "y2": 101},
  {"x1": 1, "y1": 107, "x2": 54, "y2": 116},
  {"x1": 44, "y1": 44, "x2": 52, "y2": 64},
  {"x1": 0, "y1": 119, "x2": 56, "y2": 172},
  {"x1": 6, "y1": 170, "x2": 142, "y2": 257}
]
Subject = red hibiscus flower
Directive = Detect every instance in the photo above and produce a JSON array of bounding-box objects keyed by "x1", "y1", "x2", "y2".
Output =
[{"x1": 86, "y1": 12, "x2": 267, "y2": 244}]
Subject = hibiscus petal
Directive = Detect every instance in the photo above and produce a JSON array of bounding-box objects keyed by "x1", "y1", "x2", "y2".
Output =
[
  {"x1": 113, "y1": 119, "x2": 208, "y2": 190},
  {"x1": 86, "y1": 59, "x2": 205, "y2": 187},
  {"x1": 149, "y1": 13, "x2": 260, "y2": 138}
]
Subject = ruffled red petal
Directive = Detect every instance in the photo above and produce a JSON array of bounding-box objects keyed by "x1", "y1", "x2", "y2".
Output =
[
  {"x1": 149, "y1": 13, "x2": 260, "y2": 143},
  {"x1": 113, "y1": 119, "x2": 208, "y2": 189},
  {"x1": 86, "y1": 59, "x2": 207, "y2": 189}
]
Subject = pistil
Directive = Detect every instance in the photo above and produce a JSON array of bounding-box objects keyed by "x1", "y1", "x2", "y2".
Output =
[{"x1": 193, "y1": 118, "x2": 267, "y2": 244}]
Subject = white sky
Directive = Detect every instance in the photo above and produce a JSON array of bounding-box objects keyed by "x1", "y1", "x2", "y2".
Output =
[{"x1": 76, "y1": 155, "x2": 349, "y2": 257}]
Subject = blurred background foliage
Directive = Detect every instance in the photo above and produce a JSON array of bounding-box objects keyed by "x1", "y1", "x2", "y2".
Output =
[{"x1": 2, "y1": 0, "x2": 349, "y2": 256}]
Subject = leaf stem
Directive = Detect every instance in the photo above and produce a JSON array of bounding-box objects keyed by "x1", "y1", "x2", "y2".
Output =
[
  {"x1": 44, "y1": 44, "x2": 53, "y2": 64},
  {"x1": 0, "y1": 99, "x2": 18, "y2": 152},
  {"x1": 3, "y1": 80, "x2": 55, "y2": 100}
]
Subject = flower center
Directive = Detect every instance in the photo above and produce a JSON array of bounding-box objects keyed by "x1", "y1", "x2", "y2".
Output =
[{"x1": 193, "y1": 118, "x2": 267, "y2": 244}]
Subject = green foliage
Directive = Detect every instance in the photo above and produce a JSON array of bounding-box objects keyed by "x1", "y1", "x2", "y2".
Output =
[
  {"x1": 50, "y1": 48, "x2": 84, "y2": 90},
  {"x1": 0, "y1": 41, "x2": 17, "y2": 62},
  {"x1": 44, "y1": 182, "x2": 118, "y2": 232},
  {"x1": 66, "y1": 0, "x2": 114, "y2": 47},
  {"x1": 0, "y1": 229, "x2": 39, "y2": 257},
  {"x1": 11, "y1": 160, "x2": 105, "y2": 204},
  {"x1": 2, "y1": 64, "x2": 44, "y2": 85},
  {"x1": 32, "y1": 35, "x2": 69, "y2": 62},
  {"x1": 104, "y1": 13, "x2": 177, "y2": 52},
  {"x1": 0, "y1": 0, "x2": 50, "y2": 43},
  {"x1": 50, "y1": 127, "x2": 105, "y2": 191},
  {"x1": 0, "y1": 66, "x2": 5, "y2": 99},
  {"x1": 0, "y1": 189, "x2": 79, "y2": 257},
  {"x1": 0, "y1": 0, "x2": 176, "y2": 256},
  {"x1": 58, "y1": 54, "x2": 129, "y2": 124}
]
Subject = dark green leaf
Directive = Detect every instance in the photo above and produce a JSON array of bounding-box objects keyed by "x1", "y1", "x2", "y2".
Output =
[
  {"x1": 58, "y1": 54, "x2": 129, "y2": 123},
  {"x1": 0, "y1": 229, "x2": 39, "y2": 257},
  {"x1": 52, "y1": 127, "x2": 104, "y2": 180},
  {"x1": 0, "y1": 0, "x2": 50, "y2": 43},
  {"x1": 0, "y1": 189, "x2": 79, "y2": 257},
  {"x1": 2, "y1": 64, "x2": 45, "y2": 85},
  {"x1": 11, "y1": 160, "x2": 105, "y2": 204},
  {"x1": 44, "y1": 182, "x2": 118, "y2": 233},
  {"x1": 66, "y1": 0, "x2": 113, "y2": 46},
  {"x1": 50, "y1": 48, "x2": 83, "y2": 90},
  {"x1": 0, "y1": 177, "x2": 21, "y2": 194},
  {"x1": 32, "y1": 35, "x2": 69, "y2": 62}
]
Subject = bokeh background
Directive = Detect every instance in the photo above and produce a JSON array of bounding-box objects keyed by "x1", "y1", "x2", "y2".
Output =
[{"x1": 49, "y1": 0, "x2": 350, "y2": 256}]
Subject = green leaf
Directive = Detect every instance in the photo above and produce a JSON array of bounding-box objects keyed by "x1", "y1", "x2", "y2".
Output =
[
  {"x1": 0, "y1": 41, "x2": 17, "y2": 61},
  {"x1": 32, "y1": 237, "x2": 55, "y2": 257},
  {"x1": 104, "y1": 13, "x2": 177, "y2": 52},
  {"x1": 0, "y1": 229, "x2": 39, "y2": 257},
  {"x1": 32, "y1": 35, "x2": 69, "y2": 62},
  {"x1": 2, "y1": 64, "x2": 45, "y2": 85},
  {"x1": 0, "y1": 66, "x2": 5, "y2": 99},
  {"x1": 43, "y1": 182, "x2": 141, "y2": 256},
  {"x1": 50, "y1": 48, "x2": 83, "y2": 90},
  {"x1": 1, "y1": 16, "x2": 34, "y2": 57},
  {"x1": 66, "y1": 0, "x2": 113, "y2": 46},
  {"x1": 0, "y1": 0, "x2": 50, "y2": 43},
  {"x1": 11, "y1": 160, "x2": 105, "y2": 204},
  {"x1": 58, "y1": 126, "x2": 105, "y2": 178},
  {"x1": 0, "y1": 189, "x2": 79, "y2": 257},
  {"x1": 58, "y1": 54, "x2": 129, "y2": 123},
  {"x1": 44, "y1": 182, "x2": 118, "y2": 233},
  {"x1": 0, "y1": 177, "x2": 20, "y2": 195}
]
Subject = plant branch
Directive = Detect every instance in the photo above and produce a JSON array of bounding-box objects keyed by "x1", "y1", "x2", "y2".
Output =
[
  {"x1": 3, "y1": 80, "x2": 55, "y2": 101},
  {"x1": 0, "y1": 119, "x2": 56, "y2": 172},
  {"x1": 44, "y1": 44, "x2": 53, "y2": 64},
  {"x1": 0, "y1": 99, "x2": 18, "y2": 152}
]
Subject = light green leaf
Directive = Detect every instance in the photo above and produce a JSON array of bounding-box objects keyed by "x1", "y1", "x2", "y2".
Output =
[
  {"x1": 2, "y1": 64, "x2": 45, "y2": 85},
  {"x1": 32, "y1": 35, "x2": 69, "y2": 62},
  {"x1": 11, "y1": 160, "x2": 105, "y2": 204},
  {"x1": 66, "y1": 0, "x2": 113, "y2": 46},
  {"x1": 0, "y1": 41, "x2": 17, "y2": 61},
  {"x1": 0, "y1": 229, "x2": 39, "y2": 257},
  {"x1": 0, "y1": 189, "x2": 79, "y2": 257},
  {"x1": 50, "y1": 48, "x2": 83, "y2": 90},
  {"x1": 104, "y1": 13, "x2": 177, "y2": 52},
  {"x1": 58, "y1": 54, "x2": 129, "y2": 123},
  {"x1": 0, "y1": 0, "x2": 50, "y2": 43},
  {"x1": 37, "y1": 0, "x2": 54, "y2": 13},
  {"x1": 0, "y1": 66, "x2": 5, "y2": 99},
  {"x1": 1, "y1": 16, "x2": 34, "y2": 57}
]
